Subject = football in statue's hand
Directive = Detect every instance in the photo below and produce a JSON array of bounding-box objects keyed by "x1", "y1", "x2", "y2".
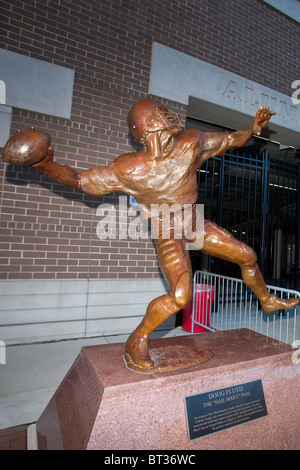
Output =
[{"x1": 2, "y1": 127, "x2": 51, "y2": 166}]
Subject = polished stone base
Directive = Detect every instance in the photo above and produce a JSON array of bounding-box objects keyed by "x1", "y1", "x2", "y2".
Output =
[{"x1": 36, "y1": 329, "x2": 300, "y2": 450}]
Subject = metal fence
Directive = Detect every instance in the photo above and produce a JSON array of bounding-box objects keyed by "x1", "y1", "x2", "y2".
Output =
[
  {"x1": 191, "y1": 270, "x2": 300, "y2": 346},
  {"x1": 193, "y1": 146, "x2": 300, "y2": 291}
]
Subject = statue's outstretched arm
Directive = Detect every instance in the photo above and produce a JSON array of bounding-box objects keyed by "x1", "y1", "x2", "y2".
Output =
[
  {"x1": 227, "y1": 106, "x2": 276, "y2": 149},
  {"x1": 199, "y1": 106, "x2": 276, "y2": 164},
  {"x1": 2, "y1": 127, "x2": 121, "y2": 196}
]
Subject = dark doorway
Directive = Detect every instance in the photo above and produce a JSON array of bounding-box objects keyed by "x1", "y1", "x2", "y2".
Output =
[{"x1": 187, "y1": 118, "x2": 300, "y2": 290}]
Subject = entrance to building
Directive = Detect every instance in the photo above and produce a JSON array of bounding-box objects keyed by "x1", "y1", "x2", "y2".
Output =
[{"x1": 187, "y1": 118, "x2": 300, "y2": 290}]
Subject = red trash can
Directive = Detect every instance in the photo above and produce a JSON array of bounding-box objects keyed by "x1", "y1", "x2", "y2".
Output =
[{"x1": 182, "y1": 284, "x2": 214, "y2": 333}]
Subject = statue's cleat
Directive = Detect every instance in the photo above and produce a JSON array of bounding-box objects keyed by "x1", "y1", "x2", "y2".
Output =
[
  {"x1": 261, "y1": 295, "x2": 299, "y2": 314},
  {"x1": 125, "y1": 333, "x2": 154, "y2": 369}
]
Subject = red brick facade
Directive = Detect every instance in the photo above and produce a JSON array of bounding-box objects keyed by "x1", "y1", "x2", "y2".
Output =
[{"x1": 0, "y1": 0, "x2": 299, "y2": 280}]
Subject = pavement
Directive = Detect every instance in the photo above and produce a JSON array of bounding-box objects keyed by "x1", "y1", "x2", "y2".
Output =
[{"x1": 0, "y1": 328, "x2": 188, "y2": 431}]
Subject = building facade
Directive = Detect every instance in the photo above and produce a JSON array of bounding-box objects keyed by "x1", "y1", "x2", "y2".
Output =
[{"x1": 0, "y1": 0, "x2": 299, "y2": 343}]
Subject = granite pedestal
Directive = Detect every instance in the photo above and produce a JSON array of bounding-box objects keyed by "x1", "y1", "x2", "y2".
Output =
[{"x1": 36, "y1": 329, "x2": 300, "y2": 450}]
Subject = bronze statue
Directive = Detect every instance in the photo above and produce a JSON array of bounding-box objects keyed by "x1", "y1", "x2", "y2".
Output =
[{"x1": 2, "y1": 100, "x2": 299, "y2": 371}]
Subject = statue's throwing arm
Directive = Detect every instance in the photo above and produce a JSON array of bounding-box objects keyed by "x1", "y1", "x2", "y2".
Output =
[
  {"x1": 35, "y1": 152, "x2": 121, "y2": 196},
  {"x1": 2, "y1": 127, "x2": 121, "y2": 196},
  {"x1": 33, "y1": 149, "x2": 81, "y2": 189}
]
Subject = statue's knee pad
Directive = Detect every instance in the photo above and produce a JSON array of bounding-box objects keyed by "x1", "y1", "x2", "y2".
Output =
[{"x1": 174, "y1": 271, "x2": 193, "y2": 308}]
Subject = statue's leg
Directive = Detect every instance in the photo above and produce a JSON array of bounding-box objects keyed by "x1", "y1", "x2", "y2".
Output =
[
  {"x1": 201, "y1": 220, "x2": 299, "y2": 313},
  {"x1": 125, "y1": 236, "x2": 193, "y2": 369}
]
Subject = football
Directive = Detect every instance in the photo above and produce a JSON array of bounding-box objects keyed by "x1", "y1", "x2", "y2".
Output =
[{"x1": 2, "y1": 127, "x2": 51, "y2": 166}]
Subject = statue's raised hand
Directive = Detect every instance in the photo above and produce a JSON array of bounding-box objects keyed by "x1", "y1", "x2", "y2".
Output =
[
  {"x1": 253, "y1": 106, "x2": 276, "y2": 136},
  {"x1": 2, "y1": 127, "x2": 53, "y2": 166}
]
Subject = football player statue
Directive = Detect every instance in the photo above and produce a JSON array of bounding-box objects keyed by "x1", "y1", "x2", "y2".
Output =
[{"x1": 2, "y1": 99, "x2": 299, "y2": 370}]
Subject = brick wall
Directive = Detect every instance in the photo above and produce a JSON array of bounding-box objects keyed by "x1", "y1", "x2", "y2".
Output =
[{"x1": 0, "y1": 0, "x2": 299, "y2": 280}]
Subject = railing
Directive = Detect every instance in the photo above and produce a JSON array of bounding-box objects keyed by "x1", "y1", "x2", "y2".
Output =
[{"x1": 191, "y1": 270, "x2": 300, "y2": 346}]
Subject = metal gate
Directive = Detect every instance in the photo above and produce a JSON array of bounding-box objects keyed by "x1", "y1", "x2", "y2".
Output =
[
  {"x1": 194, "y1": 149, "x2": 300, "y2": 290},
  {"x1": 192, "y1": 270, "x2": 300, "y2": 346}
]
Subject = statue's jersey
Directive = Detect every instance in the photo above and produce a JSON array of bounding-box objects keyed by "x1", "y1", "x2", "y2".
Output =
[{"x1": 79, "y1": 129, "x2": 229, "y2": 218}]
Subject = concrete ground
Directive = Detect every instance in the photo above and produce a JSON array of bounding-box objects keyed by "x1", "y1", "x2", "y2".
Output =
[{"x1": 0, "y1": 328, "x2": 188, "y2": 430}]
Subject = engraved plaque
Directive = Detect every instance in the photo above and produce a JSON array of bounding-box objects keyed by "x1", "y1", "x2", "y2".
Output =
[{"x1": 185, "y1": 379, "x2": 268, "y2": 441}]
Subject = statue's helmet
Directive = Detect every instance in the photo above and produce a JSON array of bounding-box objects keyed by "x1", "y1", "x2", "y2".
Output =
[{"x1": 127, "y1": 99, "x2": 183, "y2": 142}]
